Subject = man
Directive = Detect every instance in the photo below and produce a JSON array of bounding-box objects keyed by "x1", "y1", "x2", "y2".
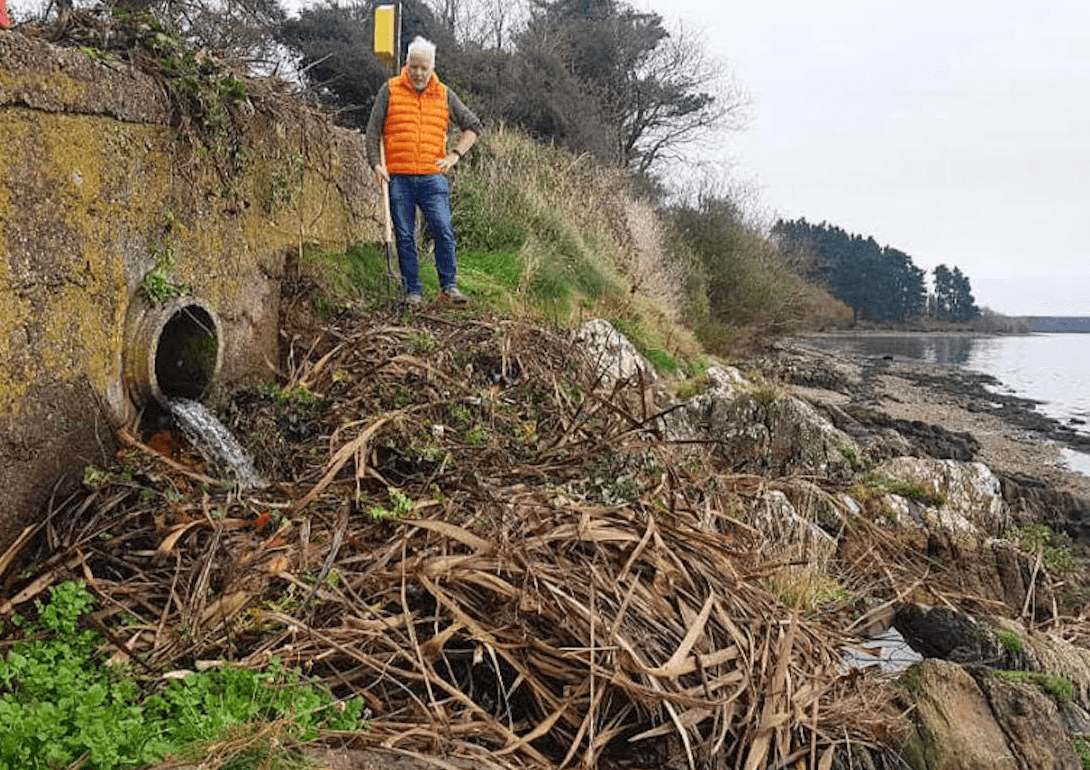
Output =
[{"x1": 366, "y1": 36, "x2": 482, "y2": 307}]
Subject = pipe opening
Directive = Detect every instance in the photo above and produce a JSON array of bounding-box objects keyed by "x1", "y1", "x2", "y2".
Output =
[
  {"x1": 155, "y1": 305, "x2": 219, "y2": 401},
  {"x1": 125, "y1": 296, "x2": 223, "y2": 410}
]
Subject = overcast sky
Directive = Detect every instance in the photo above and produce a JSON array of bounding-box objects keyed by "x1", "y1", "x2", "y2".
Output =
[{"x1": 638, "y1": 0, "x2": 1090, "y2": 316}]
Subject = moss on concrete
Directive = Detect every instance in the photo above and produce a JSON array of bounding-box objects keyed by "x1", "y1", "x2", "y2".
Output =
[
  {"x1": 0, "y1": 30, "x2": 377, "y2": 547},
  {"x1": 0, "y1": 110, "x2": 163, "y2": 415}
]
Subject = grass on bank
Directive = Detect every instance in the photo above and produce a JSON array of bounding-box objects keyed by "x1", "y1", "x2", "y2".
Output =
[{"x1": 294, "y1": 125, "x2": 847, "y2": 375}]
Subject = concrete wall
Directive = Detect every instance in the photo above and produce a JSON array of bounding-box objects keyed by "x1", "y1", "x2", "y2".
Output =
[{"x1": 0, "y1": 30, "x2": 379, "y2": 546}]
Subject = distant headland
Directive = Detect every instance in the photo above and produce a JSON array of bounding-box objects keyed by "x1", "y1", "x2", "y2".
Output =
[{"x1": 1029, "y1": 317, "x2": 1090, "y2": 332}]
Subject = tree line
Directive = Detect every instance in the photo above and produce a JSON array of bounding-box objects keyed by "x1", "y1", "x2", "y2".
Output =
[{"x1": 772, "y1": 218, "x2": 980, "y2": 325}]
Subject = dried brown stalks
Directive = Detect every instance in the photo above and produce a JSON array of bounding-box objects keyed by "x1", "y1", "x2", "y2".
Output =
[{"x1": 1, "y1": 311, "x2": 901, "y2": 769}]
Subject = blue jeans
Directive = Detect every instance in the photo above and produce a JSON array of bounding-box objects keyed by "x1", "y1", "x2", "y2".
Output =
[{"x1": 388, "y1": 174, "x2": 457, "y2": 295}]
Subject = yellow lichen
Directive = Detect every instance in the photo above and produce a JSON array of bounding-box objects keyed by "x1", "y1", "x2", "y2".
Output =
[
  {"x1": 0, "y1": 116, "x2": 31, "y2": 414},
  {"x1": 0, "y1": 111, "x2": 167, "y2": 415},
  {"x1": 0, "y1": 88, "x2": 371, "y2": 422},
  {"x1": 0, "y1": 57, "x2": 89, "y2": 109}
]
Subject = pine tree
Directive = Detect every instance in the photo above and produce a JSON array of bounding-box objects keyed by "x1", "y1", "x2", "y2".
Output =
[
  {"x1": 929, "y1": 265, "x2": 980, "y2": 322},
  {"x1": 771, "y1": 219, "x2": 928, "y2": 325}
]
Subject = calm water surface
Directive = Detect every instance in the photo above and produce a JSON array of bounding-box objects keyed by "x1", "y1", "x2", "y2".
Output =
[{"x1": 801, "y1": 332, "x2": 1090, "y2": 476}]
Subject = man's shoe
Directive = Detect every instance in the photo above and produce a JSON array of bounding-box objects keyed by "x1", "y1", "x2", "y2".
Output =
[
  {"x1": 404, "y1": 292, "x2": 423, "y2": 307},
  {"x1": 441, "y1": 286, "x2": 468, "y2": 306}
]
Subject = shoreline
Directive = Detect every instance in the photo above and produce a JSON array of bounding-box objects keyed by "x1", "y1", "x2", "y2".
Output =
[{"x1": 770, "y1": 338, "x2": 1090, "y2": 503}]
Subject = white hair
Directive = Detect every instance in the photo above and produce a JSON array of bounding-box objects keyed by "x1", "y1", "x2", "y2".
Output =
[{"x1": 407, "y1": 36, "x2": 436, "y2": 63}]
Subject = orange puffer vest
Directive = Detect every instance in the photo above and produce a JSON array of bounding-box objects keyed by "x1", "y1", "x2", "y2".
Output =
[{"x1": 383, "y1": 69, "x2": 449, "y2": 175}]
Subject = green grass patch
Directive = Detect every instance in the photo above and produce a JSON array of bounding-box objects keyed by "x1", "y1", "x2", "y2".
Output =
[
  {"x1": 750, "y1": 385, "x2": 781, "y2": 408},
  {"x1": 0, "y1": 581, "x2": 366, "y2": 770},
  {"x1": 1073, "y1": 737, "x2": 1090, "y2": 770},
  {"x1": 996, "y1": 670, "x2": 1074, "y2": 707},
  {"x1": 565, "y1": 248, "x2": 614, "y2": 299},
  {"x1": 608, "y1": 318, "x2": 678, "y2": 375},
  {"x1": 299, "y1": 242, "x2": 392, "y2": 311},
  {"x1": 674, "y1": 372, "x2": 712, "y2": 400},
  {"x1": 856, "y1": 472, "x2": 946, "y2": 507},
  {"x1": 994, "y1": 628, "x2": 1025, "y2": 654},
  {"x1": 458, "y1": 249, "x2": 523, "y2": 288},
  {"x1": 642, "y1": 346, "x2": 678, "y2": 374},
  {"x1": 452, "y1": 177, "x2": 529, "y2": 253},
  {"x1": 529, "y1": 258, "x2": 573, "y2": 304},
  {"x1": 762, "y1": 566, "x2": 849, "y2": 619},
  {"x1": 455, "y1": 248, "x2": 524, "y2": 312}
]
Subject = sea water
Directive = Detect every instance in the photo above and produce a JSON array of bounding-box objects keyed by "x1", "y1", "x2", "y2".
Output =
[
  {"x1": 799, "y1": 332, "x2": 1090, "y2": 477},
  {"x1": 167, "y1": 398, "x2": 267, "y2": 490}
]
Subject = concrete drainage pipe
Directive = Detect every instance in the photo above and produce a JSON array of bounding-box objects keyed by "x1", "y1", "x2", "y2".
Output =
[{"x1": 124, "y1": 296, "x2": 224, "y2": 409}]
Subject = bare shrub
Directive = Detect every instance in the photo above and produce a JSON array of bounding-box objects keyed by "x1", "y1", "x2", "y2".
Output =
[
  {"x1": 671, "y1": 188, "x2": 852, "y2": 353},
  {"x1": 970, "y1": 307, "x2": 1032, "y2": 334},
  {"x1": 619, "y1": 195, "x2": 686, "y2": 319}
]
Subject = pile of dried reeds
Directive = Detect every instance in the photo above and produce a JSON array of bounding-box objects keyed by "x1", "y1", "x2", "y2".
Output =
[{"x1": 1, "y1": 310, "x2": 898, "y2": 769}]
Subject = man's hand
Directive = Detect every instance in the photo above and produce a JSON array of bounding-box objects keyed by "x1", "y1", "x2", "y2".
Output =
[
  {"x1": 372, "y1": 164, "x2": 389, "y2": 184},
  {"x1": 435, "y1": 152, "x2": 460, "y2": 173},
  {"x1": 437, "y1": 132, "x2": 478, "y2": 173}
]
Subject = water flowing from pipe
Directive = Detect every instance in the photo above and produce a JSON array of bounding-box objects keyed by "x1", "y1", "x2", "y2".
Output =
[{"x1": 167, "y1": 397, "x2": 267, "y2": 490}]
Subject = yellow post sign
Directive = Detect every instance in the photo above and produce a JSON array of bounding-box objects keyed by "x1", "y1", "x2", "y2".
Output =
[{"x1": 373, "y1": 5, "x2": 398, "y2": 68}]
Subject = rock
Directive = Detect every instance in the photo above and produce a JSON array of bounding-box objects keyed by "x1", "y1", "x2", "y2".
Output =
[
  {"x1": 898, "y1": 658, "x2": 1083, "y2": 770},
  {"x1": 990, "y1": 539, "x2": 1049, "y2": 617},
  {"x1": 662, "y1": 351, "x2": 860, "y2": 480},
  {"x1": 893, "y1": 604, "x2": 1009, "y2": 666},
  {"x1": 876, "y1": 457, "x2": 1008, "y2": 537},
  {"x1": 1000, "y1": 472, "x2": 1090, "y2": 543},
  {"x1": 765, "y1": 396, "x2": 860, "y2": 481},
  {"x1": 867, "y1": 459, "x2": 1052, "y2": 614},
  {"x1": 892, "y1": 603, "x2": 1090, "y2": 710},
  {"x1": 976, "y1": 667, "x2": 1085, "y2": 767},
  {"x1": 574, "y1": 319, "x2": 657, "y2": 388},
  {"x1": 1020, "y1": 627, "x2": 1090, "y2": 709},
  {"x1": 824, "y1": 403, "x2": 918, "y2": 459},
  {"x1": 898, "y1": 660, "x2": 1022, "y2": 770},
  {"x1": 879, "y1": 489, "x2": 982, "y2": 551},
  {"x1": 887, "y1": 603, "x2": 1090, "y2": 770},
  {"x1": 972, "y1": 667, "x2": 1083, "y2": 770},
  {"x1": 675, "y1": 387, "x2": 859, "y2": 481},
  {"x1": 1060, "y1": 702, "x2": 1090, "y2": 739},
  {"x1": 703, "y1": 364, "x2": 748, "y2": 399},
  {"x1": 752, "y1": 490, "x2": 837, "y2": 562}
]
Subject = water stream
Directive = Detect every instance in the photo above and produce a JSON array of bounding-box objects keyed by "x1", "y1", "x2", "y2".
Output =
[{"x1": 167, "y1": 398, "x2": 267, "y2": 490}]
